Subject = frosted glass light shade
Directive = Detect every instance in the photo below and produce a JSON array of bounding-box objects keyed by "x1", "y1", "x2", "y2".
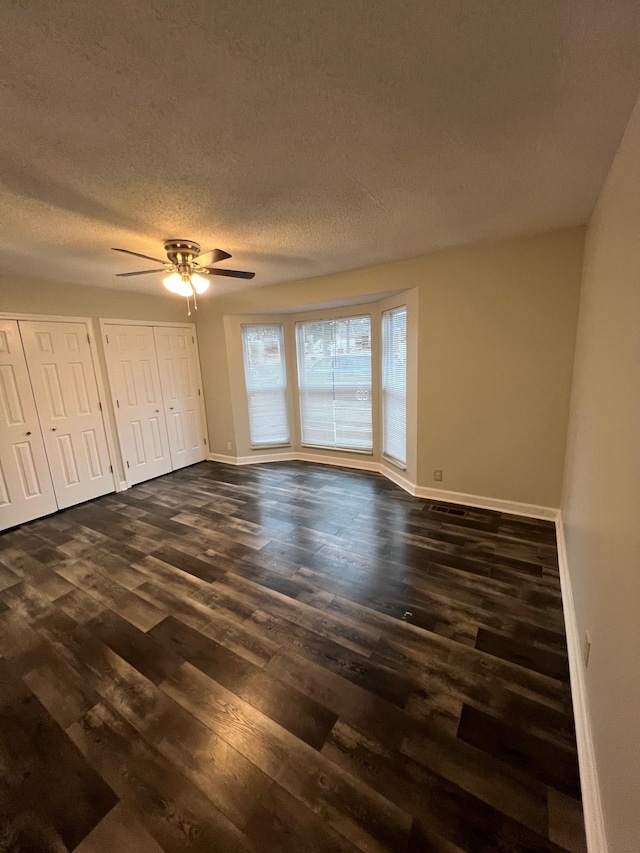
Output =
[
  {"x1": 163, "y1": 273, "x2": 193, "y2": 297},
  {"x1": 190, "y1": 273, "x2": 210, "y2": 294}
]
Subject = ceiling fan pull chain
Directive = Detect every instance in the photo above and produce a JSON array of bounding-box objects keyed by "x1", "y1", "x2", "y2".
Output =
[
  {"x1": 186, "y1": 294, "x2": 192, "y2": 316},
  {"x1": 193, "y1": 290, "x2": 198, "y2": 312}
]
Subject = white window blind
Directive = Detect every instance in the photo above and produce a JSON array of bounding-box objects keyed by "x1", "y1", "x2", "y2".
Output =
[
  {"x1": 296, "y1": 317, "x2": 372, "y2": 451},
  {"x1": 241, "y1": 324, "x2": 290, "y2": 447},
  {"x1": 382, "y1": 306, "x2": 407, "y2": 466}
]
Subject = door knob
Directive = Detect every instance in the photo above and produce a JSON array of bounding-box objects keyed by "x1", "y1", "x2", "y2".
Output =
[
  {"x1": 25, "y1": 431, "x2": 32, "y2": 436},
  {"x1": 51, "y1": 427, "x2": 57, "y2": 431},
  {"x1": 155, "y1": 409, "x2": 159, "y2": 413},
  {"x1": 169, "y1": 406, "x2": 174, "y2": 410}
]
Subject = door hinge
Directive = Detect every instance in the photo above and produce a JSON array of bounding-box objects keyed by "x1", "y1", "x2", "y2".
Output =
[
  {"x1": 198, "y1": 389, "x2": 201, "y2": 396},
  {"x1": 116, "y1": 399, "x2": 120, "y2": 408},
  {"x1": 204, "y1": 438, "x2": 207, "y2": 445},
  {"x1": 98, "y1": 401, "x2": 102, "y2": 411},
  {"x1": 87, "y1": 334, "x2": 91, "y2": 344},
  {"x1": 192, "y1": 336, "x2": 195, "y2": 344},
  {"x1": 105, "y1": 334, "x2": 109, "y2": 344},
  {"x1": 126, "y1": 461, "x2": 130, "y2": 468},
  {"x1": 109, "y1": 464, "x2": 113, "y2": 472}
]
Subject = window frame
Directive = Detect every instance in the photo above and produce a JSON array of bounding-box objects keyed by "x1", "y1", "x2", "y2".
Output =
[
  {"x1": 381, "y1": 305, "x2": 408, "y2": 469},
  {"x1": 241, "y1": 322, "x2": 291, "y2": 449},
  {"x1": 295, "y1": 315, "x2": 374, "y2": 454}
]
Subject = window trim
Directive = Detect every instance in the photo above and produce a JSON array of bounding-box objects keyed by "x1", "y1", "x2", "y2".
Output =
[
  {"x1": 381, "y1": 304, "x2": 408, "y2": 468},
  {"x1": 295, "y1": 315, "x2": 373, "y2": 453},
  {"x1": 241, "y1": 322, "x2": 291, "y2": 449}
]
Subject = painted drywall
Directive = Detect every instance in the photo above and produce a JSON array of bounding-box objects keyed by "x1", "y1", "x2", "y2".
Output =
[
  {"x1": 0, "y1": 275, "x2": 189, "y2": 483},
  {"x1": 197, "y1": 227, "x2": 584, "y2": 507},
  {"x1": 561, "y1": 94, "x2": 640, "y2": 853},
  {"x1": 414, "y1": 231, "x2": 584, "y2": 505},
  {"x1": 0, "y1": 276, "x2": 187, "y2": 324}
]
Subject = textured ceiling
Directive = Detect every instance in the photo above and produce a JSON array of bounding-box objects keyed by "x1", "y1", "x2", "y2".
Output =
[{"x1": 0, "y1": 0, "x2": 638, "y2": 296}]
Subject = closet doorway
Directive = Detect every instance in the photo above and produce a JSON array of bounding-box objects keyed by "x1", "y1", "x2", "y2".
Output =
[
  {"x1": 101, "y1": 320, "x2": 208, "y2": 487},
  {"x1": 0, "y1": 316, "x2": 115, "y2": 531}
]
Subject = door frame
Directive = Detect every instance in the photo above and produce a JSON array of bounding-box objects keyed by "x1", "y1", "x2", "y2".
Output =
[
  {"x1": 0, "y1": 312, "x2": 119, "y2": 493},
  {"x1": 99, "y1": 318, "x2": 210, "y2": 488}
]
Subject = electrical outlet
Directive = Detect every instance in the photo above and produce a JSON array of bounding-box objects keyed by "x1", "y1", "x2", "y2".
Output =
[
  {"x1": 584, "y1": 631, "x2": 591, "y2": 667},
  {"x1": 433, "y1": 469, "x2": 443, "y2": 482},
  {"x1": 227, "y1": 442, "x2": 232, "y2": 451}
]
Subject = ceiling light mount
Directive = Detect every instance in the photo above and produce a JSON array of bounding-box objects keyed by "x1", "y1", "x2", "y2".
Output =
[{"x1": 163, "y1": 239, "x2": 201, "y2": 265}]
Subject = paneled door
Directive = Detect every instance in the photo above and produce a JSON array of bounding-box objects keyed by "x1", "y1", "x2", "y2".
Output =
[
  {"x1": 20, "y1": 320, "x2": 114, "y2": 509},
  {"x1": 103, "y1": 324, "x2": 172, "y2": 486},
  {"x1": 154, "y1": 326, "x2": 207, "y2": 469},
  {"x1": 0, "y1": 320, "x2": 58, "y2": 530}
]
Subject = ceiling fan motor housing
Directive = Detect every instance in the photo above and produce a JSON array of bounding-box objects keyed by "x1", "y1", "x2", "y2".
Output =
[{"x1": 163, "y1": 239, "x2": 201, "y2": 265}]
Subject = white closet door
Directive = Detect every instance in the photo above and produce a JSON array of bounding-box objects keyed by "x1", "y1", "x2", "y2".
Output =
[
  {"x1": 0, "y1": 320, "x2": 58, "y2": 530},
  {"x1": 103, "y1": 324, "x2": 172, "y2": 485},
  {"x1": 154, "y1": 326, "x2": 207, "y2": 469},
  {"x1": 20, "y1": 321, "x2": 114, "y2": 509}
]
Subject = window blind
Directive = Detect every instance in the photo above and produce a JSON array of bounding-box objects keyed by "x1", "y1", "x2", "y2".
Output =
[
  {"x1": 296, "y1": 317, "x2": 372, "y2": 451},
  {"x1": 382, "y1": 306, "x2": 407, "y2": 466},
  {"x1": 241, "y1": 324, "x2": 290, "y2": 447}
]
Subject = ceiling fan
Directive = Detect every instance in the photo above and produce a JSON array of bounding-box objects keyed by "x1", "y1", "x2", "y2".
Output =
[{"x1": 111, "y1": 239, "x2": 255, "y2": 314}]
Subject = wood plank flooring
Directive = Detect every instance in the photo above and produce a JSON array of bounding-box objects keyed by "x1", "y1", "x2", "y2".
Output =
[{"x1": 0, "y1": 461, "x2": 586, "y2": 852}]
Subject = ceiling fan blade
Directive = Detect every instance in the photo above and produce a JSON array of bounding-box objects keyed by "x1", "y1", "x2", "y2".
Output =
[
  {"x1": 194, "y1": 248, "x2": 232, "y2": 263},
  {"x1": 116, "y1": 269, "x2": 164, "y2": 277},
  {"x1": 112, "y1": 247, "x2": 166, "y2": 264},
  {"x1": 202, "y1": 267, "x2": 255, "y2": 279}
]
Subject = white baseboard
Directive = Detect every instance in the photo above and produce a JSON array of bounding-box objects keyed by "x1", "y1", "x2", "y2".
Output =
[
  {"x1": 207, "y1": 452, "x2": 557, "y2": 519},
  {"x1": 208, "y1": 451, "x2": 297, "y2": 465},
  {"x1": 556, "y1": 512, "x2": 607, "y2": 853},
  {"x1": 379, "y1": 462, "x2": 418, "y2": 496},
  {"x1": 414, "y1": 485, "x2": 557, "y2": 520},
  {"x1": 297, "y1": 451, "x2": 379, "y2": 473},
  {"x1": 207, "y1": 452, "x2": 237, "y2": 465},
  {"x1": 209, "y1": 449, "x2": 378, "y2": 472}
]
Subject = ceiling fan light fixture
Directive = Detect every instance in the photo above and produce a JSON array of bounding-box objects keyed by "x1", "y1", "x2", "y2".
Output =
[
  {"x1": 163, "y1": 272, "x2": 193, "y2": 297},
  {"x1": 113, "y1": 240, "x2": 254, "y2": 314},
  {"x1": 190, "y1": 272, "x2": 210, "y2": 294}
]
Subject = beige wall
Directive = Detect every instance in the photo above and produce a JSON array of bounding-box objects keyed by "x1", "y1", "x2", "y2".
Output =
[
  {"x1": 0, "y1": 276, "x2": 187, "y2": 325},
  {"x1": 0, "y1": 276, "x2": 189, "y2": 482},
  {"x1": 561, "y1": 95, "x2": 640, "y2": 853},
  {"x1": 198, "y1": 227, "x2": 584, "y2": 507},
  {"x1": 414, "y1": 231, "x2": 584, "y2": 505}
]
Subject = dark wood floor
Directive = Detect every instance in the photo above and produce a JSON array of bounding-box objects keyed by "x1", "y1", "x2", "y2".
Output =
[{"x1": 0, "y1": 461, "x2": 586, "y2": 853}]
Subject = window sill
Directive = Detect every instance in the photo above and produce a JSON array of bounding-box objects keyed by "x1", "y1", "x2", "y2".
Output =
[
  {"x1": 382, "y1": 453, "x2": 406, "y2": 471},
  {"x1": 250, "y1": 443, "x2": 292, "y2": 450},
  {"x1": 301, "y1": 443, "x2": 373, "y2": 456}
]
